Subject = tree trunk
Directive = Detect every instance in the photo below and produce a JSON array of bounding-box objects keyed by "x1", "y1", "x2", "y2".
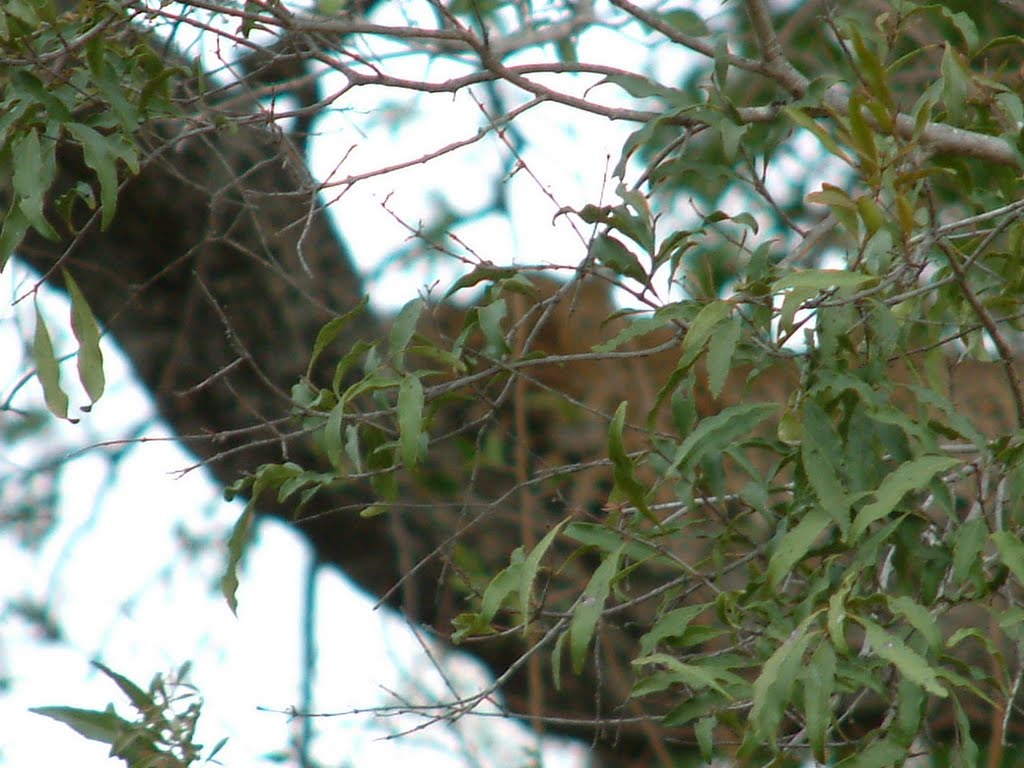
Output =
[{"x1": 11, "y1": 73, "x2": 663, "y2": 763}]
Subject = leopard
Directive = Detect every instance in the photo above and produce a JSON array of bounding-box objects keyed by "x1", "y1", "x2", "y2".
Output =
[{"x1": 406, "y1": 271, "x2": 1024, "y2": 766}]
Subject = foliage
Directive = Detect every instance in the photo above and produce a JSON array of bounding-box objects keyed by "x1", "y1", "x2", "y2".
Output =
[
  {"x1": 9, "y1": 0, "x2": 1024, "y2": 765},
  {"x1": 32, "y1": 662, "x2": 224, "y2": 768}
]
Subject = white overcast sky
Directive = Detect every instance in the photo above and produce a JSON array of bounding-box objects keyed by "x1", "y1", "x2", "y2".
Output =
[{"x1": 0, "y1": 2, "x2": 717, "y2": 766}]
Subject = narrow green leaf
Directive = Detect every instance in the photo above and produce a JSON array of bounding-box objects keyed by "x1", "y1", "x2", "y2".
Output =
[
  {"x1": 834, "y1": 738, "x2": 907, "y2": 768},
  {"x1": 772, "y1": 268, "x2": 875, "y2": 293},
  {"x1": 639, "y1": 604, "x2": 706, "y2": 656},
  {"x1": 767, "y1": 507, "x2": 831, "y2": 589},
  {"x1": 389, "y1": 298, "x2": 423, "y2": 368},
  {"x1": 887, "y1": 595, "x2": 941, "y2": 652},
  {"x1": 592, "y1": 233, "x2": 647, "y2": 283},
  {"x1": 782, "y1": 106, "x2": 853, "y2": 164},
  {"x1": 800, "y1": 400, "x2": 850, "y2": 534},
  {"x1": 661, "y1": 8, "x2": 709, "y2": 37},
  {"x1": 397, "y1": 374, "x2": 424, "y2": 470},
  {"x1": 30, "y1": 705, "x2": 129, "y2": 745},
  {"x1": 678, "y1": 300, "x2": 732, "y2": 374},
  {"x1": 569, "y1": 545, "x2": 623, "y2": 673},
  {"x1": 33, "y1": 304, "x2": 70, "y2": 420},
  {"x1": 306, "y1": 298, "x2": 368, "y2": 378},
  {"x1": 323, "y1": 402, "x2": 345, "y2": 470},
  {"x1": 478, "y1": 298, "x2": 509, "y2": 356},
  {"x1": 63, "y1": 271, "x2": 105, "y2": 406},
  {"x1": 66, "y1": 123, "x2": 136, "y2": 230},
  {"x1": 804, "y1": 641, "x2": 836, "y2": 763},
  {"x1": 12, "y1": 129, "x2": 59, "y2": 240},
  {"x1": 633, "y1": 653, "x2": 739, "y2": 698},
  {"x1": 91, "y1": 662, "x2": 152, "y2": 713},
  {"x1": 0, "y1": 204, "x2": 30, "y2": 271},
  {"x1": 940, "y1": 44, "x2": 968, "y2": 123},
  {"x1": 695, "y1": 716, "x2": 715, "y2": 763},
  {"x1": 480, "y1": 554, "x2": 523, "y2": 623},
  {"x1": 992, "y1": 531, "x2": 1024, "y2": 585},
  {"x1": 850, "y1": 455, "x2": 959, "y2": 542},
  {"x1": 519, "y1": 519, "x2": 568, "y2": 633},
  {"x1": 952, "y1": 517, "x2": 987, "y2": 584},
  {"x1": 220, "y1": 505, "x2": 254, "y2": 615},
  {"x1": 608, "y1": 402, "x2": 655, "y2": 523},
  {"x1": 861, "y1": 619, "x2": 947, "y2": 697},
  {"x1": 828, "y1": 571, "x2": 855, "y2": 656},
  {"x1": 444, "y1": 266, "x2": 519, "y2": 298},
  {"x1": 751, "y1": 614, "x2": 816, "y2": 742},
  {"x1": 671, "y1": 402, "x2": 777, "y2": 476}
]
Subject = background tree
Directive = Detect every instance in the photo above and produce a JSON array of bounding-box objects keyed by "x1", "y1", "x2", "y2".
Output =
[{"x1": 5, "y1": 0, "x2": 1024, "y2": 766}]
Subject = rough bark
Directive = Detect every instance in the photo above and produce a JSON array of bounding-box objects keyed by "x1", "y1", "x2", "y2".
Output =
[{"x1": 11, "y1": 75, "x2": 660, "y2": 766}]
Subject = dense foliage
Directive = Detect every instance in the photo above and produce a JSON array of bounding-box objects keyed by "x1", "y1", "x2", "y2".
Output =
[{"x1": 6, "y1": 0, "x2": 1024, "y2": 765}]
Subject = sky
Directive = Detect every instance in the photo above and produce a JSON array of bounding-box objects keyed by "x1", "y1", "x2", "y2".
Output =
[{"x1": 0, "y1": 2, "x2": 710, "y2": 766}]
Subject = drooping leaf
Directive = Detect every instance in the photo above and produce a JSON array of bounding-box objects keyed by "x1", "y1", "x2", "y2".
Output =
[
  {"x1": 861, "y1": 619, "x2": 947, "y2": 698},
  {"x1": 850, "y1": 455, "x2": 959, "y2": 542},
  {"x1": 569, "y1": 545, "x2": 623, "y2": 673},
  {"x1": 804, "y1": 641, "x2": 836, "y2": 763},
  {"x1": 518, "y1": 519, "x2": 568, "y2": 634},
  {"x1": 389, "y1": 297, "x2": 423, "y2": 369},
  {"x1": 63, "y1": 270, "x2": 105, "y2": 407},
  {"x1": 397, "y1": 374, "x2": 424, "y2": 470},
  {"x1": 33, "y1": 303, "x2": 70, "y2": 420},
  {"x1": 608, "y1": 402, "x2": 655, "y2": 523},
  {"x1": 767, "y1": 506, "x2": 831, "y2": 589},
  {"x1": 751, "y1": 615, "x2": 816, "y2": 743}
]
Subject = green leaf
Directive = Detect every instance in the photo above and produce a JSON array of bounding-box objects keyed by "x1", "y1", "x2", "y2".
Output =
[
  {"x1": 678, "y1": 299, "x2": 732, "y2": 374},
  {"x1": 783, "y1": 106, "x2": 853, "y2": 164},
  {"x1": 940, "y1": 44, "x2": 969, "y2": 124},
  {"x1": 306, "y1": 298, "x2": 368, "y2": 378},
  {"x1": 661, "y1": 8, "x2": 709, "y2": 37},
  {"x1": 33, "y1": 303, "x2": 70, "y2": 420},
  {"x1": 30, "y1": 705, "x2": 130, "y2": 745},
  {"x1": 323, "y1": 402, "x2": 345, "y2": 470},
  {"x1": 63, "y1": 271, "x2": 105, "y2": 406},
  {"x1": 887, "y1": 595, "x2": 941, "y2": 652},
  {"x1": 592, "y1": 233, "x2": 647, "y2": 283},
  {"x1": 519, "y1": 519, "x2": 568, "y2": 633},
  {"x1": 65, "y1": 123, "x2": 137, "y2": 230},
  {"x1": 671, "y1": 402, "x2": 777, "y2": 477},
  {"x1": 767, "y1": 507, "x2": 831, "y2": 589},
  {"x1": 834, "y1": 738, "x2": 908, "y2": 768},
  {"x1": 397, "y1": 374, "x2": 424, "y2": 470},
  {"x1": 850, "y1": 455, "x2": 959, "y2": 542},
  {"x1": 0, "y1": 204, "x2": 30, "y2": 271},
  {"x1": 220, "y1": 505, "x2": 254, "y2": 615},
  {"x1": 694, "y1": 715, "x2": 714, "y2": 761},
  {"x1": 704, "y1": 313, "x2": 737, "y2": 399},
  {"x1": 861, "y1": 618, "x2": 947, "y2": 698},
  {"x1": 478, "y1": 298, "x2": 509, "y2": 356},
  {"x1": 444, "y1": 266, "x2": 519, "y2": 298},
  {"x1": 608, "y1": 402, "x2": 655, "y2": 523},
  {"x1": 480, "y1": 550, "x2": 524, "y2": 624},
  {"x1": 633, "y1": 653, "x2": 739, "y2": 698},
  {"x1": 992, "y1": 531, "x2": 1024, "y2": 585},
  {"x1": 639, "y1": 604, "x2": 707, "y2": 656},
  {"x1": 12, "y1": 128, "x2": 59, "y2": 240},
  {"x1": 91, "y1": 662, "x2": 153, "y2": 713},
  {"x1": 828, "y1": 571, "x2": 855, "y2": 656},
  {"x1": 772, "y1": 268, "x2": 875, "y2": 293},
  {"x1": 804, "y1": 641, "x2": 836, "y2": 763},
  {"x1": 569, "y1": 545, "x2": 623, "y2": 673},
  {"x1": 751, "y1": 614, "x2": 816, "y2": 743},
  {"x1": 800, "y1": 400, "x2": 850, "y2": 534},
  {"x1": 952, "y1": 517, "x2": 987, "y2": 584},
  {"x1": 389, "y1": 298, "x2": 423, "y2": 368}
]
